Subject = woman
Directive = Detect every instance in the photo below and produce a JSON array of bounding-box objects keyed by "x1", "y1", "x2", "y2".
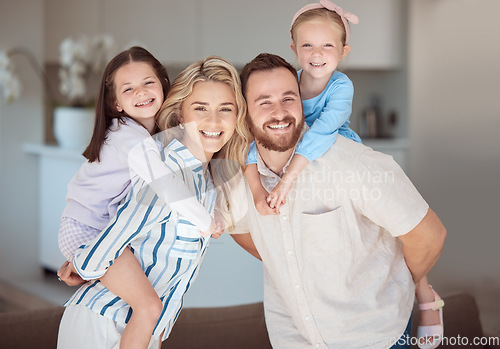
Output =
[{"x1": 57, "y1": 56, "x2": 248, "y2": 349}]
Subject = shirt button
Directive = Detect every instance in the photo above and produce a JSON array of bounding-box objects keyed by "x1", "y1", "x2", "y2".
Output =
[
  {"x1": 287, "y1": 250, "x2": 292, "y2": 255},
  {"x1": 315, "y1": 344, "x2": 321, "y2": 348},
  {"x1": 305, "y1": 316, "x2": 310, "y2": 321},
  {"x1": 295, "y1": 284, "x2": 300, "y2": 289},
  {"x1": 282, "y1": 215, "x2": 287, "y2": 220}
]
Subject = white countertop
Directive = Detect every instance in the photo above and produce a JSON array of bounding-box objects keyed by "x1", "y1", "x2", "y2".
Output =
[
  {"x1": 362, "y1": 137, "x2": 409, "y2": 150},
  {"x1": 24, "y1": 138, "x2": 410, "y2": 159},
  {"x1": 23, "y1": 143, "x2": 86, "y2": 161}
]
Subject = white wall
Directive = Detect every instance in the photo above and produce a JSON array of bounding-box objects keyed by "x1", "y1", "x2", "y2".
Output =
[
  {"x1": 0, "y1": 1, "x2": 44, "y2": 278},
  {"x1": 408, "y1": 0, "x2": 500, "y2": 296}
]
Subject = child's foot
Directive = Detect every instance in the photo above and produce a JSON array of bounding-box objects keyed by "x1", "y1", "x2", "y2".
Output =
[{"x1": 417, "y1": 285, "x2": 444, "y2": 349}]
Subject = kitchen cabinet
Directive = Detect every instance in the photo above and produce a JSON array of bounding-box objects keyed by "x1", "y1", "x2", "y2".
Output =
[
  {"x1": 199, "y1": 0, "x2": 404, "y2": 69},
  {"x1": 23, "y1": 143, "x2": 85, "y2": 271},
  {"x1": 197, "y1": 0, "x2": 297, "y2": 66},
  {"x1": 45, "y1": 0, "x2": 199, "y2": 64},
  {"x1": 363, "y1": 138, "x2": 410, "y2": 173},
  {"x1": 102, "y1": 0, "x2": 199, "y2": 63},
  {"x1": 45, "y1": 0, "x2": 404, "y2": 69},
  {"x1": 335, "y1": 0, "x2": 404, "y2": 69},
  {"x1": 45, "y1": 0, "x2": 101, "y2": 63}
]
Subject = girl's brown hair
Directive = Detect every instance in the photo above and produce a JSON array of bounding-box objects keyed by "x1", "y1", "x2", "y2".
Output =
[{"x1": 82, "y1": 46, "x2": 170, "y2": 162}]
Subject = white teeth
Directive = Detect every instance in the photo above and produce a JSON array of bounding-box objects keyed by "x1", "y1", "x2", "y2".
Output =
[
  {"x1": 136, "y1": 99, "x2": 153, "y2": 106},
  {"x1": 201, "y1": 130, "x2": 222, "y2": 137},
  {"x1": 311, "y1": 63, "x2": 323, "y2": 67},
  {"x1": 268, "y1": 123, "x2": 290, "y2": 129}
]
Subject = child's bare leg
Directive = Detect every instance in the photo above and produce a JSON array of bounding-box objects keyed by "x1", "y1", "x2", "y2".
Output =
[
  {"x1": 100, "y1": 248, "x2": 163, "y2": 349},
  {"x1": 245, "y1": 164, "x2": 277, "y2": 215},
  {"x1": 415, "y1": 276, "x2": 440, "y2": 326}
]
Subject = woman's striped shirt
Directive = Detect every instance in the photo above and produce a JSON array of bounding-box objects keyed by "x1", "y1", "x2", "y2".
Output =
[{"x1": 67, "y1": 139, "x2": 216, "y2": 340}]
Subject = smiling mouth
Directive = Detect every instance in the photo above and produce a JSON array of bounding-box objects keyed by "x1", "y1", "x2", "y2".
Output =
[
  {"x1": 267, "y1": 123, "x2": 291, "y2": 130},
  {"x1": 136, "y1": 98, "x2": 154, "y2": 107},
  {"x1": 310, "y1": 63, "x2": 325, "y2": 67},
  {"x1": 200, "y1": 130, "x2": 223, "y2": 138}
]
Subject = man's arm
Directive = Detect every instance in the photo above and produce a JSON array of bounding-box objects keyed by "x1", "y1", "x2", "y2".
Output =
[
  {"x1": 231, "y1": 233, "x2": 262, "y2": 261},
  {"x1": 398, "y1": 208, "x2": 446, "y2": 283}
]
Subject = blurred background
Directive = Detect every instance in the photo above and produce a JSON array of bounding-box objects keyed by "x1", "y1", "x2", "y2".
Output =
[{"x1": 1, "y1": 0, "x2": 499, "y2": 336}]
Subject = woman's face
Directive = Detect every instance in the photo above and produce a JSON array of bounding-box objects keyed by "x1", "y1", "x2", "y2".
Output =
[{"x1": 180, "y1": 80, "x2": 237, "y2": 162}]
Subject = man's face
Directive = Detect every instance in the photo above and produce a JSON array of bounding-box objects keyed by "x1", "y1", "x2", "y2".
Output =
[{"x1": 245, "y1": 67, "x2": 304, "y2": 152}]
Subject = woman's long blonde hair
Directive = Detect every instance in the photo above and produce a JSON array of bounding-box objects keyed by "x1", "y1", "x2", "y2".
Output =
[{"x1": 157, "y1": 56, "x2": 249, "y2": 228}]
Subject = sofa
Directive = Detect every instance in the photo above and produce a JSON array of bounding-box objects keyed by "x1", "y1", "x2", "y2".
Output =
[{"x1": 0, "y1": 293, "x2": 498, "y2": 349}]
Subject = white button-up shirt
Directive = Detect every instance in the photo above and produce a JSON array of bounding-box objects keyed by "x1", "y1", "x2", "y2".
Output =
[{"x1": 230, "y1": 135, "x2": 429, "y2": 348}]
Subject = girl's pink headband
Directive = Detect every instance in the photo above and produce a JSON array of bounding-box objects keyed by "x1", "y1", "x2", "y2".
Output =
[{"x1": 290, "y1": 0, "x2": 359, "y2": 44}]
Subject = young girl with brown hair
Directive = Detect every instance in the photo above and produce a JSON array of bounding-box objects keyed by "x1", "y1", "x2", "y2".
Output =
[{"x1": 57, "y1": 47, "x2": 223, "y2": 348}]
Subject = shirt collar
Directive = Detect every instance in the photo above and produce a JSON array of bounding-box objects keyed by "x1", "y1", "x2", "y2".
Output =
[
  {"x1": 255, "y1": 146, "x2": 295, "y2": 178},
  {"x1": 167, "y1": 138, "x2": 203, "y2": 169},
  {"x1": 254, "y1": 126, "x2": 307, "y2": 192}
]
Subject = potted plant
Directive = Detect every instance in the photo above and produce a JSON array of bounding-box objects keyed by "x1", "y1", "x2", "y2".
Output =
[
  {"x1": 0, "y1": 35, "x2": 117, "y2": 151},
  {"x1": 0, "y1": 50, "x2": 21, "y2": 103},
  {"x1": 53, "y1": 34, "x2": 116, "y2": 150}
]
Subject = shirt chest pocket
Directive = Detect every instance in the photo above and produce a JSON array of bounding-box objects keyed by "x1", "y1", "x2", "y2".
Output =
[
  {"x1": 170, "y1": 218, "x2": 202, "y2": 260},
  {"x1": 300, "y1": 206, "x2": 349, "y2": 257}
]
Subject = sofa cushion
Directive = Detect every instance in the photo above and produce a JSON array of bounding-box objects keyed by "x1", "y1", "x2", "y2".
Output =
[
  {"x1": 0, "y1": 294, "x2": 496, "y2": 349},
  {"x1": 0, "y1": 303, "x2": 271, "y2": 349},
  {"x1": 163, "y1": 302, "x2": 272, "y2": 349},
  {"x1": 0, "y1": 306, "x2": 64, "y2": 349}
]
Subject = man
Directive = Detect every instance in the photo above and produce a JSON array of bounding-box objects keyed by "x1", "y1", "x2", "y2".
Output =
[{"x1": 229, "y1": 53, "x2": 446, "y2": 348}]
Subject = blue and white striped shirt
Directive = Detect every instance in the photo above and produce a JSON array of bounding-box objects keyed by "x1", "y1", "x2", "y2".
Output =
[{"x1": 67, "y1": 139, "x2": 216, "y2": 340}]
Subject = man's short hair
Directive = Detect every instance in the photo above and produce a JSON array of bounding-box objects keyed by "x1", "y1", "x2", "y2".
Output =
[{"x1": 240, "y1": 53, "x2": 299, "y2": 98}]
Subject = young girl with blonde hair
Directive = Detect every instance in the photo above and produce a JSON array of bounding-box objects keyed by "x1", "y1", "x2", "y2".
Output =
[{"x1": 245, "y1": 0, "x2": 361, "y2": 216}]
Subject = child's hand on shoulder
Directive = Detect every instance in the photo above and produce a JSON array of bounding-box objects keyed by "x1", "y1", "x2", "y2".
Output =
[
  {"x1": 254, "y1": 190, "x2": 279, "y2": 216},
  {"x1": 201, "y1": 218, "x2": 216, "y2": 237},
  {"x1": 211, "y1": 210, "x2": 225, "y2": 239},
  {"x1": 267, "y1": 179, "x2": 291, "y2": 212}
]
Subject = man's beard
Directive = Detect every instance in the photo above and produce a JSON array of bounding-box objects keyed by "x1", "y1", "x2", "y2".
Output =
[{"x1": 247, "y1": 114, "x2": 304, "y2": 152}]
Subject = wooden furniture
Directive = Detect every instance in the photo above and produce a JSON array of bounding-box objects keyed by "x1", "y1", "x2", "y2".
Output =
[{"x1": 1, "y1": 294, "x2": 498, "y2": 349}]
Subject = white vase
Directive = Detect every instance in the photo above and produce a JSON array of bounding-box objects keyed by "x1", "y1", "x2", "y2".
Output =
[{"x1": 53, "y1": 106, "x2": 95, "y2": 151}]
